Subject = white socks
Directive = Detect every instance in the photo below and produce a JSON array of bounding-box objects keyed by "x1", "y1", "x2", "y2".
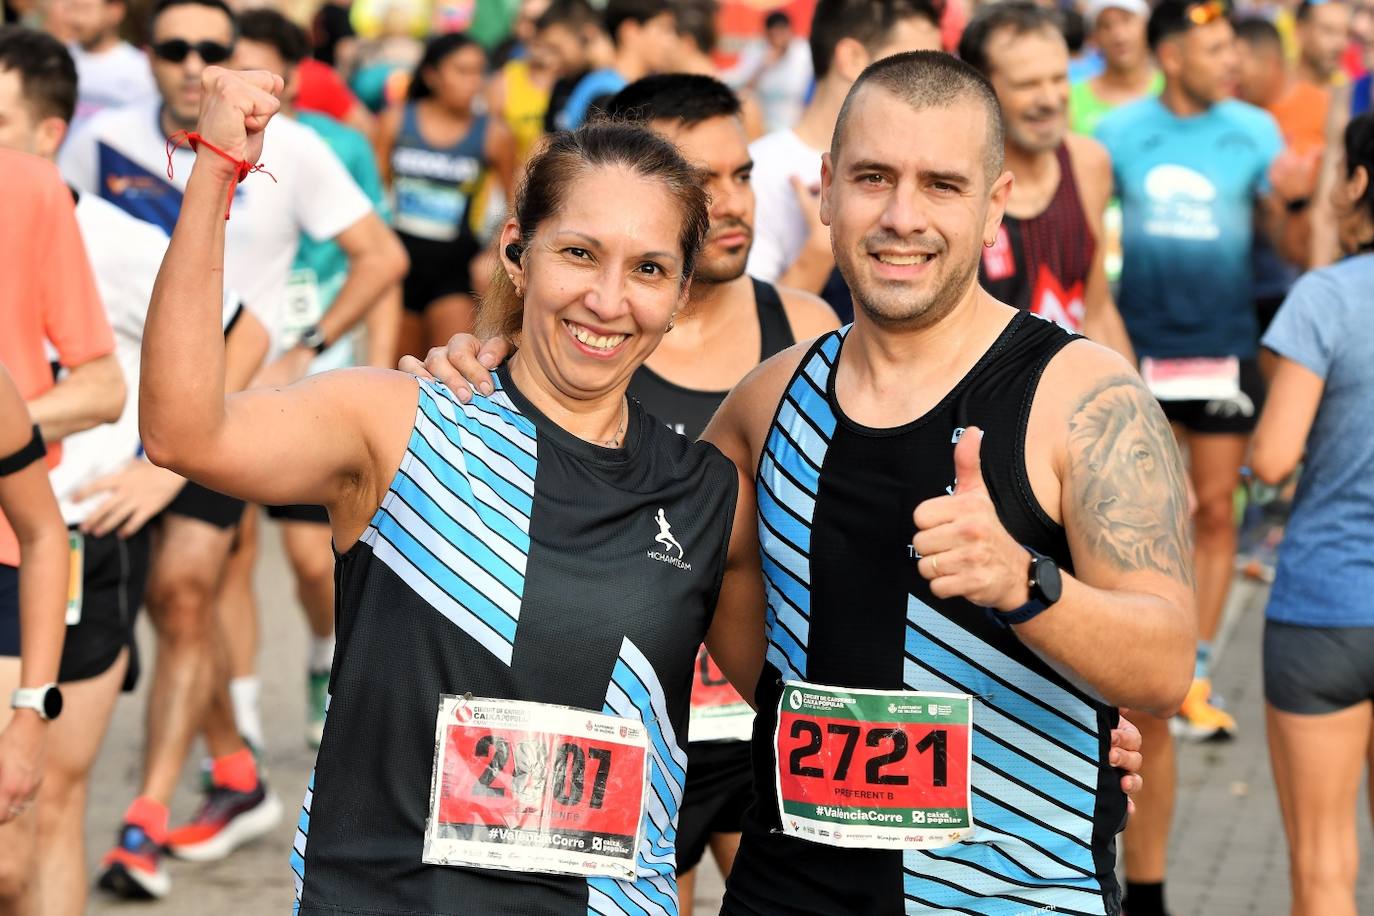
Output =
[
  {"x1": 230, "y1": 675, "x2": 265, "y2": 751},
  {"x1": 309, "y1": 634, "x2": 336, "y2": 674}
]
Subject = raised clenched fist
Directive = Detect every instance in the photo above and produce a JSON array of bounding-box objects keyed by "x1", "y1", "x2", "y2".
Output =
[{"x1": 195, "y1": 66, "x2": 285, "y2": 175}]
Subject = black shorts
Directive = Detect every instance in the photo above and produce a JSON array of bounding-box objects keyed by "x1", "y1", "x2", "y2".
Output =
[
  {"x1": 0, "y1": 529, "x2": 149, "y2": 691},
  {"x1": 1158, "y1": 357, "x2": 1266, "y2": 435},
  {"x1": 266, "y1": 503, "x2": 330, "y2": 524},
  {"x1": 400, "y1": 231, "x2": 481, "y2": 315},
  {"x1": 162, "y1": 481, "x2": 245, "y2": 529},
  {"x1": 58, "y1": 528, "x2": 150, "y2": 690},
  {"x1": 676, "y1": 740, "x2": 755, "y2": 873},
  {"x1": 1264, "y1": 619, "x2": 1374, "y2": 715}
]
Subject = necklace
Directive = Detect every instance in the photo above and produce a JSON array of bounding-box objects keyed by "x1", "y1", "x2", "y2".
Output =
[{"x1": 603, "y1": 397, "x2": 629, "y2": 449}]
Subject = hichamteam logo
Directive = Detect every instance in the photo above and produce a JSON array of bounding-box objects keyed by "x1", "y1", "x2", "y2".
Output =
[{"x1": 648, "y1": 509, "x2": 692, "y2": 570}]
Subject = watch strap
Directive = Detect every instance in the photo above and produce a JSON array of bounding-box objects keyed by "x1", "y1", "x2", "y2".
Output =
[
  {"x1": 990, "y1": 599, "x2": 1052, "y2": 628},
  {"x1": 989, "y1": 547, "x2": 1056, "y2": 628},
  {"x1": 11, "y1": 685, "x2": 56, "y2": 719}
]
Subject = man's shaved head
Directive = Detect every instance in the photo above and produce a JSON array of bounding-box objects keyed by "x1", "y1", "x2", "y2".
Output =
[{"x1": 832, "y1": 50, "x2": 1005, "y2": 182}]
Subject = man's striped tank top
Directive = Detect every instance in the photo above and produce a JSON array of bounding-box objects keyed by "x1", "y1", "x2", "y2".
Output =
[{"x1": 723, "y1": 313, "x2": 1128, "y2": 916}]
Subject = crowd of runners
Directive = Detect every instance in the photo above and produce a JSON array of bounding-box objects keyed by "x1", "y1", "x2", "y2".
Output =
[{"x1": 0, "y1": 0, "x2": 1372, "y2": 913}]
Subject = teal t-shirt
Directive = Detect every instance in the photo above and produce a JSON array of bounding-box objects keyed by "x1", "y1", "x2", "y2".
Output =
[
  {"x1": 290, "y1": 111, "x2": 388, "y2": 372},
  {"x1": 1096, "y1": 98, "x2": 1282, "y2": 359}
]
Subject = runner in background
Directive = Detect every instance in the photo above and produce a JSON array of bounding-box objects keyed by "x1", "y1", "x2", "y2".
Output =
[
  {"x1": 214, "y1": 7, "x2": 399, "y2": 757},
  {"x1": 310, "y1": 0, "x2": 355, "y2": 70},
  {"x1": 1253, "y1": 110, "x2": 1374, "y2": 916},
  {"x1": 1308, "y1": 0, "x2": 1369, "y2": 264},
  {"x1": 0, "y1": 363, "x2": 66, "y2": 850},
  {"x1": 746, "y1": 0, "x2": 942, "y2": 321},
  {"x1": 58, "y1": 0, "x2": 406, "y2": 896},
  {"x1": 663, "y1": 0, "x2": 766, "y2": 139},
  {"x1": 57, "y1": 0, "x2": 157, "y2": 132},
  {"x1": 538, "y1": 0, "x2": 607, "y2": 134},
  {"x1": 0, "y1": 27, "x2": 266, "y2": 912},
  {"x1": 1236, "y1": 13, "x2": 1335, "y2": 338},
  {"x1": 486, "y1": 1, "x2": 561, "y2": 172},
  {"x1": 1071, "y1": 0, "x2": 1162, "y2": 137},
  {"x1": 1095, "y1": 2, "x2": 1286, "y2": 911},
  {"x1": 1353, "y1": 0, "x2": 1373, "y2": 107},
  {"x1": 344, "y1": 0, "x2": 421, "y2": 113},
  {"x1": 376, "y1": 32, "x2": 514, "y2": 362},
  {"x1": 721, "y1": 10, "x2": 813, "y2": 136},
  {"x1": 0, "y1": 147, "x2": 107, "y2": 915},
  {"x1": 960, "y1": 2, "x2": 1135, "y2": 358},
  {"x1": 555, "y1": 0, "x2": 677, "y2": 130}
]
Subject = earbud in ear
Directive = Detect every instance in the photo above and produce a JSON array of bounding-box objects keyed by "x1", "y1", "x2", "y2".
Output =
[{"x1": 504, "y1": 242, "x2": 522, "y2": 264}]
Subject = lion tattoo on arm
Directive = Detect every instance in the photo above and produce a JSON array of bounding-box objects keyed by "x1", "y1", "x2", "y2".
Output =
[{"x1": 1066, "y1": 376, "x2": 1195, "y2": 587}]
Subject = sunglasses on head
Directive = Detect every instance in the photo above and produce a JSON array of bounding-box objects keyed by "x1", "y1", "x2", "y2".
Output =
[
  {"x1": 151, "y1": 38, "x2": 235, "y2": 64},
  {"x1": 1185, "y1": 0, "x2": 1227, "y2": 26}
]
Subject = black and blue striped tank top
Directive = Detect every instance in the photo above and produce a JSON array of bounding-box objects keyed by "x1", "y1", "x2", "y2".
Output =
[
  {"x1": 723, "y1": 312, "x2": 1128, "y2": 916},
  {"x1": 293, "y1": 367, "x2": 737, "y2": 915}
]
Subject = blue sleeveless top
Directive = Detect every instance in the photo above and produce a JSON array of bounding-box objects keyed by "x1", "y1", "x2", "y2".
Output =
[{"x1": 390, "y1": 103, "x2": 488, "y2": 243}]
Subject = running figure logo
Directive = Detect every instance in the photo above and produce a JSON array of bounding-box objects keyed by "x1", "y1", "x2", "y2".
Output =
[
  {"x1": 654, "y1": 509, "x2": 684, "y2": 558},
  {"x1": 648, "y1": 509, "x2": 691, "y2": 570}
]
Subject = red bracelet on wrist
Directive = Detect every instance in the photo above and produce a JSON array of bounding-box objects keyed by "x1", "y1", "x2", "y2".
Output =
[{"x1": 165, "y1": 130, "x2": 276, "y2": 220}]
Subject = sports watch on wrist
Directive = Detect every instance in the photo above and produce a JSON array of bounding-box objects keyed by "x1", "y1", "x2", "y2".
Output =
[
  {"x1": 11, "y1": 684, "x2": 63, "y2": 720},
  {"x1": 299, "y1": 324, "x2": 328, "y2": 355},
  {"x1": 993, "y1": 547, "x2": 1063, "y2": 628}
]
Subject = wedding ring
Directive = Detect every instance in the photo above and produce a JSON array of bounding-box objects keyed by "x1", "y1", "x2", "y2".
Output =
[{"x1": 931, "y1": 555, "x2": 940, "y2": 576}]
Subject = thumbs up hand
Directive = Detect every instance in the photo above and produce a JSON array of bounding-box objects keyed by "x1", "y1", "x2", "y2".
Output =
[{"x1": 912, "y1": 427, "x2": 1032, "y2": 613}]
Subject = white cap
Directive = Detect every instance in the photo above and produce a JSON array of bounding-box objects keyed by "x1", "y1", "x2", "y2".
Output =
[{"x1": 1086, "y1": 0, "x2": 1150, "y2": 27}]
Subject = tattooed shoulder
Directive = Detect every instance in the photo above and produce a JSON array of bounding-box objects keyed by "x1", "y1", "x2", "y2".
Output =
[{"x1": 1065, "y1": 374, "x2": 1194, "y2": 586}]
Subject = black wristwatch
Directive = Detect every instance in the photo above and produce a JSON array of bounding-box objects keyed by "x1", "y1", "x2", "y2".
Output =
[
  {"x1": 993, "y1": 547, "x2": 1063, "y2": 628},
  {"x1": 298, "y1": 324, "x2": 328, "y2": 355}
]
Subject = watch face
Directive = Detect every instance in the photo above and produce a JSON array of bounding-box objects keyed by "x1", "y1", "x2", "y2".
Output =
[
  {"x1": 42, "y1": 686, "x2": 63, "y2": 720},
  {"x1": 1036, "y1": 557, "x2": 1063, "y2": 605}
]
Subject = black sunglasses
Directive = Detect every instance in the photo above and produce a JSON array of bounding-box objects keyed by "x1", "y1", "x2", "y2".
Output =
[{"x1": 151, "y1": 38, "x2": 235, "y2": 64}]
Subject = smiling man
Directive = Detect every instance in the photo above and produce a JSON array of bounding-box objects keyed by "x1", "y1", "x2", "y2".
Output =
[
  {"x1": 960, "y1": 1, "x2": 1134, "y2": 359},
  {"x1": 702, "y1": 51, "x2": 1194, "y2": 915}
]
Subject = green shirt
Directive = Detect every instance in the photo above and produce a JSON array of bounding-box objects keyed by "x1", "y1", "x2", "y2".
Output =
[{"x1": 1069, "y1": 70, "x2": 1164, "y2": 137}]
